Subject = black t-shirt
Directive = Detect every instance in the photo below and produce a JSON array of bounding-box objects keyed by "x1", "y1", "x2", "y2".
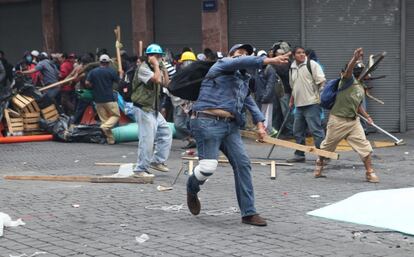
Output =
[{"x1": 86, "y1": 66, "x2": 119, "y2": 103}]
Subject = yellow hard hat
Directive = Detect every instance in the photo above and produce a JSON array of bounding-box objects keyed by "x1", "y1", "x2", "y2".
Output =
[{"x1": 180, "y1": 51, "x2": 197, "y2": 62}]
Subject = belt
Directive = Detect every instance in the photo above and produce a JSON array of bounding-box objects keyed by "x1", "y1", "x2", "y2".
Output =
[{"x1": 194, "y1": 112, "x2": 234, "y2": 122}]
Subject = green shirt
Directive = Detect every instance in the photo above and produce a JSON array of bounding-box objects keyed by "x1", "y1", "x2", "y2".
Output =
[{"x1": 330, "y1": 76, "x2": 365, "y2": 118}]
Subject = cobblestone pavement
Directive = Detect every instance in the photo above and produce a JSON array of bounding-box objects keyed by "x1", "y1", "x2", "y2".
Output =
[{"x1": 1, "y1": 132, "x2": 414, "y2": 257}]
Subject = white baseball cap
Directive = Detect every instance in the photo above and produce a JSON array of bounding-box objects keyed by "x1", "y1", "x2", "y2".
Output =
[
  {"x1": 31, "y1": 50, "x2": 39, "y2": 57},
  {"x1": 257, "y1": 50, "x2": 267, "y2": 57},
  {"x1": 99, "y1": 54, "x2": 111, "y2": 63}
]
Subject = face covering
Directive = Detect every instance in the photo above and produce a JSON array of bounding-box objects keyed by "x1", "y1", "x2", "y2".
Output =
[{"x1": 25, "y1": 55, "x2": 32, "y2": 63}]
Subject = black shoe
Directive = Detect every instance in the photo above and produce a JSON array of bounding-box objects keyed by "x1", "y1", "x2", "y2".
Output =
[
  {"x1": 242, "y1": 214, "x2": 267, "y2": 226},
  {"x1": 187, "y1": 192, "x2": 201, "y2": 215},
  {"x1": 286, "y1": 156, "x2": 306, "y2": 163}
]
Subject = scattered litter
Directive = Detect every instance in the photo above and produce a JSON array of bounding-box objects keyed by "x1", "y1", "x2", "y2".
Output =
[
  {"x1": 205, "y1": 207, "x2": 239, "y2": 216},
  {"x1": 140, "y1": 189, "x2": 144, "y2": 192},
  {"x1": 352, "y1": 231, "x2": 363, "y2": 239},
  {"x1": 145, "y1": 204, "x2": 239, "y2": 216},
  {"x1": 260, "y1": 162, "x2": 266, "y2": 166},
  {"x1": 72, "y1": 204, "x2": 80, "y2": 208},
  {"x1": 74, "y1": 160, "x2": 80, "y2": 163},
  {"x1": 282, "y1": 192, "x2": 288, "y2": 196},
  {"x1": 157, "y1": 185, "x2": 173, "y2": 191},
  {"x1": 404, "y1": 152, "x2": 409, "y2": 155},
  {"x1": 120, "y1": 224, "x2": 128, "y2": 227},
  {"x1": 135, "y1": 234, "x2": 149, "y2": 244},
  {"x1": 22, "y1": 162, "x2": 27, "y2": 165},
  {"x1": 310, "y1": 195, "x2": 320, "y2": 198},
  {"x1": 9, "y1": 252, "x2": 47, "y2": 257},
  {"x1": 0, "y1": 212, "x2": 25, "y2": 237},
  {"x1": 104, "y1": 163, "x2": 134, "y2": 178},
  {"x1": 122, "y1": 155, "x2": 127, "y2": 158},
  {"x1": 145, "y1": 204, "x2": 184, "y2": 212},
  {"x1": 352, "y1": 166, "x2": 356, "y2": 169}
]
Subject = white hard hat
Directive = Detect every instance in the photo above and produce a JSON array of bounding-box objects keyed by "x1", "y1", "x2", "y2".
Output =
[
  {"x1": 99, "y1": 54, "x2": 111, "y2": 63},
  {"x1": 31, "y1": 50, "x2": 39, "y2": 57}
]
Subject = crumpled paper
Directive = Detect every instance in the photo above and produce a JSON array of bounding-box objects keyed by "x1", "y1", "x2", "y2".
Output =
[
  {"x1": 104, "y1": 163, "x2": 134, "y2": 178},
  {"x1": 0, "y1": 212, "x2": 25, "y2": 237}
]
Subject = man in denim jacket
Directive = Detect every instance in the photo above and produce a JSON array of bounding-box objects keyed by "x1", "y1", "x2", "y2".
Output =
[{"x1": 187, "y1": 44, "x2": 290, "y2": 226}]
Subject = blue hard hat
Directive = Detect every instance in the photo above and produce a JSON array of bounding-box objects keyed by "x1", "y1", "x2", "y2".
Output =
[{"x1": 146, "y1": 44, "x2": 164, "y2": 55}]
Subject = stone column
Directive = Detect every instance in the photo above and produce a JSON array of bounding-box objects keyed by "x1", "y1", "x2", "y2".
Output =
[
  {"x1": 41, "y1": 0, "x2": 60, "y2": 53},
  {"x1": 131, "y1": 0, "x2": 154, "y2": 55},
  {"x1": 201, "y1": 0, "x2": 228, "y2": 53}
]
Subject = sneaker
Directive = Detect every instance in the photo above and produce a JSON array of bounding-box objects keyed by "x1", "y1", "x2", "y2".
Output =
[
  {"x1": 268, "y1": 128, "x2": 278, "y2": 138},
  {"x1": 181, "y1": 140, "x2": 197, "y2": 149},
  {"x1": 286, "y1": 156, "x2": 306, "y2": 163},
  {"x1": 150, "y1": 163, "x2": 169, "y2": 172},
  {"x1": 241, "y1": 214, "x2": 267, "y2": 226},
  {"x1": 132, "y1": 171, "x2": 155, "y2": 178}
]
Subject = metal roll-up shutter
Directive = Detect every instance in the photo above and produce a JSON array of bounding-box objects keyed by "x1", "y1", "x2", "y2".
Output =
[
  {"x1": 60, "y1": 0, "x2": 133, "y2": 57},
  {"x1": 228, "y1": 0, "x2": 301, "y2": 52},
  {"x1": 305, "y1": 0, "x2": 401, "y2": 132},
  {"x1": 154, "y1": 0, "x2": 202, "y2": 55},
  {"x1": 0, "y1": 0, "x2": 42, "y2": 64},
  {"x1": 406, "y1": 1, "x2": 414, "y2": 130}
]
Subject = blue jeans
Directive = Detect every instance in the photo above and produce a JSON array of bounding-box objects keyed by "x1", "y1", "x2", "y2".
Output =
[
  {"x1": 173, "y1": 106, "x2": 190, "y2": 139},
  {"x1": 134, "y1": 107, "x2": 172, "y2": 171},
  {"x1": 187, "y1": 117, "x2": 257, "y2": 217},
  {"x1": 279, "y1": 94, "x2": 294, "y2": 135},
  {"x1": 293, "y1": 104, "x2": 325, "y2": 157}
]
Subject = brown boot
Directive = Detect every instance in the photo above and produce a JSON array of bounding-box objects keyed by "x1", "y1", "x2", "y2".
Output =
[
  {"x1": 314, "y1": 158, "x2": 326, "y2": 178},
  {"x1": 242, "y1": 214, "x2": 267, "y2": 226},
  {"x1": 187, "y1": 192, "x2": 201, "y2": 215}
]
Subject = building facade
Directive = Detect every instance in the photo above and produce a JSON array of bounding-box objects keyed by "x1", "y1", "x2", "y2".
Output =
[{"x1": 0, "y1": 0, "x2": 412, "y2": 132}]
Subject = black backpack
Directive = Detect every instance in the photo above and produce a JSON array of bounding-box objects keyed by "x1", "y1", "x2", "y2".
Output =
[
  {"x1": 118, "y1": 65, "x2": 138, "y2": 102},
  {"x1": 167, "y1": 61, "x2": 215, "y2": 101}
]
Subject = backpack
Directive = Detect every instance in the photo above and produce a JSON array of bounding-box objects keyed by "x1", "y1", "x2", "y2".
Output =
[
  {"x1": 167, "y1": 61, "x2": 215, "y2": 101},
  {"x1": 118, "y1": 65, "x2": 138, "y2": 102},
  {"x1": 320, "y1": 78, "x2": 354, "y2": 109}
]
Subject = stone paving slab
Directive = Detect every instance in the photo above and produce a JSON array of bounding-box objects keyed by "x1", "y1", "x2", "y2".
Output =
[{"x1": 0, "y1": 132, "x2": 413, "y2": 256}]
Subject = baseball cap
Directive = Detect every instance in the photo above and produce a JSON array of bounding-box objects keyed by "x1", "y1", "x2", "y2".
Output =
[
  {"x1": 228, "y1": 43, "x2": 254, "y2": 56},
  {"x1": 31, "y1": 50, "x2": 39, "y2": 57},
  {"x1": 99, "y1": 54, "x2": 111, "y2": 63}
]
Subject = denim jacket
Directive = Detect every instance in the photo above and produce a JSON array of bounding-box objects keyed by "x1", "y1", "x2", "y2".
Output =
[{"x1": 192, "y1": 56, "x2": 266, "y2": 127}]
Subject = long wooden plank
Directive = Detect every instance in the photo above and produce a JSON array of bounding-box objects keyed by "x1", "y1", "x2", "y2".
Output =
[
  {"x1": 3, "y1": 175, "x2": 153, "y2": 184},
  {"x1": 240, "y1": 130, "x2": 339, "y2": 160},
  {"x1": 94, "y1": 160, "x2": 293, "y2": 167},
  {"x1": 39, "y1": 77, "x2": 76, "y2": 92}
]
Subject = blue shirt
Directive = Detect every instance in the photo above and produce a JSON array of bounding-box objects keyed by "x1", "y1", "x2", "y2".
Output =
[
  {"x1": 193, "y1": 56, "x2": 266, "y2": 127},
  {"x1": 35, "y1": 59, "x2": 59, "y2": 85},
  {"x1": 86, "y1": 66, "x2": 119, "y2": 103}
]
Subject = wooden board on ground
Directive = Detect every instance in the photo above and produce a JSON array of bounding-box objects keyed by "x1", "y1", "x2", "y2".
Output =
[
  {"x1": 241, "y1": 130, "x2": 339, "y2": 160},
  {"x1": 3, "y1": 175, "x2": 153, "y2": 184}
]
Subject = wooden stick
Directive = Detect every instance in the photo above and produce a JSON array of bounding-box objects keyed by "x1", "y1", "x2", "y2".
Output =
[
  {"x1": 3, "y1": 175, "x2": 153, "y2": 184},
  {"x1": 39, "y1": 77, "x2": 76, "y2": 92},
  {"x1": 114, "y1": 25, "x2": 123, "y2": 75},
  {"x1": 179, "y1": 157, "x2": 293, "y2": 166},
  {"x1": 270, "y1": 161, "x2": 276, "y2": 180},
  {"x1": 241, "y1": 130, "x2": 339, "y2": 160},
  {"x1": 366, "y1": 92, "x2": 385, "y2": 105},
  {"x1": 188, "y1": 160, "x2": 194, "y2": 175},
  {"x1": 139, "y1": 40, "x2": 143, "y2": 57}
]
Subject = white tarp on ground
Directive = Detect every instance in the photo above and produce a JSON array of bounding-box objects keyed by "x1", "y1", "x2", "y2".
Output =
[{"x1": 307, "y1": 187, "x2": 414, "y2": 235}]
